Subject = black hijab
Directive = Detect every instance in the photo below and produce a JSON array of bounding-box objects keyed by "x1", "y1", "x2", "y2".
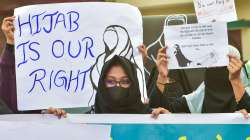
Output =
[
  {"x1": 202, "y1": 67, "x2": 238, "y2": 113},
  {"x1": 94, "y1": 55, "x2": 150, "y2": 114}
]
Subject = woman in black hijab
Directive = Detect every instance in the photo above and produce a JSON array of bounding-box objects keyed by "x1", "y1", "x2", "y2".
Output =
[
  {"x1": 94, "y1": 55, "x2": 150, "y2": 113},
  {"x1": 149, "y1": 47, "x2": 249, "y2": 116}
]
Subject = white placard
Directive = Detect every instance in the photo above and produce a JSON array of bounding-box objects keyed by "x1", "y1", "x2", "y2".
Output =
[
  {"x1": 67, "y1": 113, "x2": 250, "y2": 124},
  {"x1": 193, "y1": 0, "x2": 237, "y2": 23},
  {"x1": 0, "y1": 114, "x2": 248, "y2": 140},
  {"x1": 0, "y1": 114, "x2": 249, "y2": 124},
  {"x1": 14, "y1": 2, "x2": 147, "y2": 110},
  {"x1": 0, "y1": 121, "x2": 111, "y2": 140},
  {"x1": 164, "y1": 22, "x2": 229, "y2": 69}
]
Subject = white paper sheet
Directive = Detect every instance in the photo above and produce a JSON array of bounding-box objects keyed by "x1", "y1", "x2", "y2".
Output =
[
  {"x1": 193, "y1": 0, "x2": 237, "y2": 23},
  {"x1": 164, "y1": 22, "x2": 229, "y2": 69}
]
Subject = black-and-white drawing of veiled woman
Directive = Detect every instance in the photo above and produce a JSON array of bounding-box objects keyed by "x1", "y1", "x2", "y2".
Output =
[
  {"x1": 88, "y1": 25, "x2": 146, "y2": 105},
  {"x1": 173, "y1": 44, "x2": 192, "y2": 67},
  {"x1": 172, "y1": 44, "x2": 219, "y2": 68},
  {"x1": 145, "y1": 14, "x2": 188, "y2": 74}
]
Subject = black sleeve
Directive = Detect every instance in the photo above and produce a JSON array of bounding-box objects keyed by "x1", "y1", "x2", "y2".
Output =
[
  {"x1": 149, "y1": 83, "x2": 190, "y2": 113},
  {"x1": 164, "y1": 96, "x2": 190, "y2": 113},
  {"x1": 238, "y1": 91, "x2": 250, "y2": 112},
  {"x1": 149, "y1": 84, "x2": 164, "y2": 108}
]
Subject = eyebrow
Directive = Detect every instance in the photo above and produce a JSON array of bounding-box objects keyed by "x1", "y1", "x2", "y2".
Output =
[{"x1": 105, "y1": 76, "x2": 129, "y2": 80}]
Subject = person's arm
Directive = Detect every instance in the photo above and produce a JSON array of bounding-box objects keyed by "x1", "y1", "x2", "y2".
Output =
[
  {"x1": 164, "y1": 96, "x2": 190, "y2": 113},
  {"x1": 227, "y1": 54, "x2": 246, "y2": 102},
  {"x1": 149, "y1": 81, "x2": 190, "y2": 113},
  {"x1": 230, "y1": 79, "x2": 245, "y2": 103},
  {"x1": 138, "y1": 44, "x2": 148, "y2": 65},
  {"x1": 1, "y1": 16, "x2": 15, "y2": 66},
  {"x1": 0, "y1": 16, "x2": 16, "y2": 112},
  {"x1": 1, "y1": 16, "x2": 15, "y2": 45},
  {"x1": 1, "y1": 43, "x2": 15, "y2": 64},
  {"x1": 149, "y1": 82, "x2": 165, "y2": 108},
  {"x1": 237, "y1": 91, "x2": 250, "y2": 112},
  {"x1": 227, "y1": 54, "x2": 250, "y2": 113},
  {"x1": 149, "y1": 47, "x2": 171, "y2": 108},
  {"x1": 155, "y1": 47, "x2": 171, "y2": 92},
  {"x1": 149, "y1": 47, "x2": 190, "y2": 113}
]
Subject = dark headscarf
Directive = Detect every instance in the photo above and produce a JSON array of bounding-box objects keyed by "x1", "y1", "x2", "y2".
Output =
[
  {"x1": 202, "y1": 67, "x2": 238, "y2": 113},
  {"x1": 94, "y1": 55, "x2": 150, "y2": 114}
]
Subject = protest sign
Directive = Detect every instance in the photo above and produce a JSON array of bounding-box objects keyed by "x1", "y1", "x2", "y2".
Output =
[
  {"x1": 0, "y1": 121, "x2": 111, "y2": 140},
  {"x1": 0, "y1": 114, "x2": 249, "y2": 140},
  {"x1": 164, "y1": 22, "x2": 228, "y2": 69},
  {"x1": 67, "y1": 114, "x2": 250, "y2": 140},
  {"x1": 193, "y1": 0, "x2": 237, "y2": 23},
  {"x1": 14, "y1": 2, "x2": 147, "y2": 110}
]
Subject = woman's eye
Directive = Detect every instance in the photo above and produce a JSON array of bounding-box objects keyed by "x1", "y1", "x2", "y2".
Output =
[
  {"x1": 120, "y1": 80, "x2": 130, "y2": 85},
  {"x1": 106, "y1": 80, "x2": 116, "y2": 84}
]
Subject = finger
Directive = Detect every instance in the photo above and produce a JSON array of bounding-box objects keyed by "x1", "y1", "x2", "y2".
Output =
[
  {"x1": 162, "y1": 109, "x2": 171, "y2": 114},
  {"x1": 53, "y1": 111, "x2": 57, "y2": 116},
  {"x1": 158, "y1": 47, "x2": 167, "y2": 55},
  {"x1": 229, "y1": 57, "x2": 242, "y2": 67},
  {"x1": 56, "y1": 109, "x2": 63, "y2": 119},
  {"x1": 228, "y1": 54, "x2": 237, "y2": 59},
  {"x1": 228, "y1": 63, "x2": 238, "y2": 72},
  {"x1": 157, "y1": 53, "x2": 167, "y2": 60},
  {"x1": 240, "y1": 109, "x2": 249, "y2": 119},
  {"x1": 138, "y1": 46, "x2": 143, "y2": 51},
  {"x1": 6, "y1": 25, "x2": 15, "y2": 32},
  {"x1": 227, "y1": 67, "x2": 238, "y2": 76},
  {"x1": 151, "y1": 109, "x2": 160, "y2": 119},
  {"x1": 158, "y1": 107, "x2": 170, "y2": 114},
  {"x1": 3, "y1": 16, "x2": 15, "y2": 22},
  {"x1": 140, "y1": 44, "x2": 146, "y2": 48},
  {"x1": 159, "y1": 58, "x2": 168, "y2": 67},
  {"x1": 3, "y1": 18, "x2": 15, "y2": 27},
  {"x1": 150, "y1": 110, "x2": 156, "y2": 119},
  {"x1": 157, "y1": 54, "x2": 168, "y2": 61},
  {"x1": 138, "y1": 45, "x2": 147, "y2": 53},
  {"x1": 47, "y1": 107, "x2": 55, "y2": 114},
  {"x1": 227, "y1": 65, "x2": 233, "y2": 73},
  {"x1": 61, "y1": 110, "x2": 67, "y2": 118},
  {"x1": 6, "y1": 24, "x2": 14, "y2": 29},
  {"x1": 158, "y1": 53, "x2": 167, "y2": 57},
  {"x1": 151, "y1": 110, "x2": 157, "y2": 119},
  {"x1": 229, "y1": 62, "x2": 237, "y2": 70},
  {"x1": 2, "y1": 24, "x2": 14, "y2": 32},
  {"x1": 228, "y1": 55, "x2": 242, "y2": 67},
  {"x1": 158, "y1": 59, "x2": 168, "y2": 70},
  {"x1": 154, "y1": 108, "x2": 166, "y2": 118},
  {"x1": 6, "y1": 21, "x2": 14, "y2": 26}
]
